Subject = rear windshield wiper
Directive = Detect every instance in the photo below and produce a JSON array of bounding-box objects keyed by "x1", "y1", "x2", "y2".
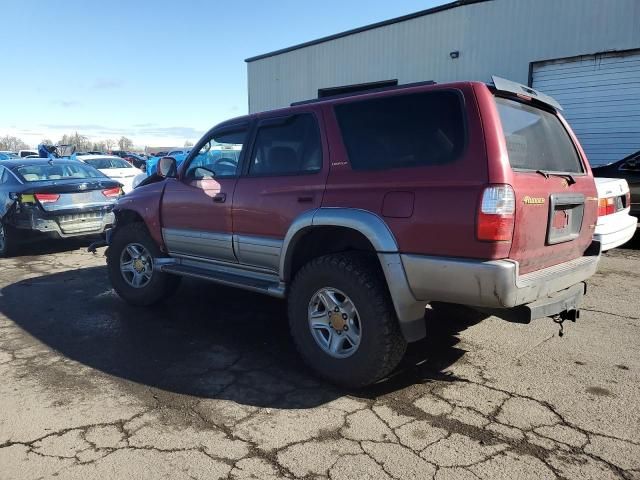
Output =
[{"x1": 535, "y1": 169, "x2": 576, "y2": 185}]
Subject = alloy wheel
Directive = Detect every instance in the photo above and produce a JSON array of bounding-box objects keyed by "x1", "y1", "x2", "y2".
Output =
[
  {"x1": 308, "y1": 287, "x2": 362, "y2": 358},
  {"x1": 119, "y1": 243, "x2": 154, "y2": 288}
]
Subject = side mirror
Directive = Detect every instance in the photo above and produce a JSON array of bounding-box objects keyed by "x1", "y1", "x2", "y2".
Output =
[{"x1": 157, "y1": 156, "x2": 177, "y2": 178}]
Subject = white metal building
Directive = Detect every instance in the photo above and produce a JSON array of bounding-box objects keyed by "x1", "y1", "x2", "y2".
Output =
[{"x1": 246, "y1": 0, "x2": 640, "y2": 165}]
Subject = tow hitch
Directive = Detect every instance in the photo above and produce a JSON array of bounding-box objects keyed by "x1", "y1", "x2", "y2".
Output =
[{"x1": 552, "y1": 309, "x2": 580, "y2": 337}]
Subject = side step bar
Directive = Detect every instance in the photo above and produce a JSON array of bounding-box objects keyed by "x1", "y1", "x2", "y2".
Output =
[{"x1": 160, "y1": 263, "x2": 286, "y2": 298}]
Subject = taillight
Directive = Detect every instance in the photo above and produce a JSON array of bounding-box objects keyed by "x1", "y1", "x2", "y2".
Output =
[
  {"x1": 598, "y1": 197, "x2": 615, "y2": 217},
  {"x1": 102, "y1": 187, "x2": 122, "y2": 197},
  {"x1": 625, "y1": 191, "x2": 631, "y2": 209},
  {"x1": 477, "y1": 185, "x2": 515, "y2": 241},
  {"x1": 34, "y1": 193, "x2": 60, "y2": 203}
]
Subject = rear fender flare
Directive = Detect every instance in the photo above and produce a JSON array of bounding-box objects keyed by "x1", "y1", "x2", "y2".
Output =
[
  {"x1": 280, "y1": 207, "x2": 427, "y2": 342},
  {"x1": 280, "y1": 207, "x2": 399, "y2": 281}
]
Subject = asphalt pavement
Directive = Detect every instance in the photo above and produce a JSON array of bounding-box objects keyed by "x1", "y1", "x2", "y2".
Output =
[{"x1": 1, "y1": 233, "x2": 639, "y2": 479}]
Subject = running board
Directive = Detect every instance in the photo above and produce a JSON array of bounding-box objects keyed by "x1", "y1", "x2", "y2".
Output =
[{"x1": 160, "y1": 263, "x2": 286, "y2": 298}]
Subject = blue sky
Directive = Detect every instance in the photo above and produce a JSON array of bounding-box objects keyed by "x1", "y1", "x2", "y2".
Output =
[{"x1": 0, "y1": 0, "x2": 447, "y2": 149}]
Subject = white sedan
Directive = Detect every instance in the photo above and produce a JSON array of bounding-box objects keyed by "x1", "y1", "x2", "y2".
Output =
[
  {"x1": 594, "y1": 177, "x2": 638, "y2": 251},
  {"x1": 77, "y1": 155, "x2": 142, "y2": 194}
]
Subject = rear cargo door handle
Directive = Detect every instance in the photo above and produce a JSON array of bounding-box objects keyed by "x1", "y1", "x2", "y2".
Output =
[
  {"x1": 213, "y1": 193, "x2": 226, "y2": 203},
  {"x1": 297, "y1": 196, "x2": 314, "y2": 203}
]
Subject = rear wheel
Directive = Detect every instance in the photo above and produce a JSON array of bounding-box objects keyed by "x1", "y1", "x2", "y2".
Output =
[
  {"x1": 0, "y1": 222, "x2": 20, "y2": 258},
  {"x1": 107, "y1": 222, "x2": 180, "y2": 306},
  {"x1": 288, "y1": 252, "x2": 407, "y2": 388}
]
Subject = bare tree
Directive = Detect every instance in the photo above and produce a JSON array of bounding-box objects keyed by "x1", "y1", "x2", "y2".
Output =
[
  {"x1": 92, "y1": 141, "x2": 107, "y2": 152},
  {"x1": 57, "y1": 132, "x2": 94, "y2": 151},
  {"x1": 118, "y1": 136, "x2": 133, "y2": 151},
  {"x1": 184, "y1": 140, "x2": 194, "y2": 147},
  {"x1": 40, "y1": 138, "x2": 53, "y2": 145},
  {"x1": 0, "y1": 135, "x2": 30, "y2": 151},
  {"x1": 104, "y1": 138, "x2": 116, "y2": 152}
]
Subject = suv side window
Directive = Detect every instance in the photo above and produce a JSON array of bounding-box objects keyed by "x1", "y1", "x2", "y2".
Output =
[
  {"x1": 248, "y1": 114, "x2": 322, "y2": 176},
  {"x1": 185, "y1": 128, "x2": 247, "y2": 179},
  {"x1": 335, "y1": 90, "x2": 465, "y2": 171}
]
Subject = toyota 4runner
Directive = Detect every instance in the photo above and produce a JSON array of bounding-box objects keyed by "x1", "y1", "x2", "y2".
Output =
[{"x1": 105, "y1": 77, "x2": 600, "y2": 387}]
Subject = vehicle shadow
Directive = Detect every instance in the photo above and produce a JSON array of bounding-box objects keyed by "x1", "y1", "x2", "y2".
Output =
[
  {"x1": 0, "y1": 265, "x2": 485, "y2": 409},
  {"x1": 12, "y1": 235, "x2": 100, "y2": 257},
  {"x1": 625, "y1": 226, "x2": 640, "y2": 249}
]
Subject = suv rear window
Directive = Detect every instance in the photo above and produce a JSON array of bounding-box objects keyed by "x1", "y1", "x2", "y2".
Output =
[
  {"x1": 335, "y1": 91, "x2": 465, "y2": 171},
  {"x1": 495, "y1": 97, "x2": 583, "y2": 173}
]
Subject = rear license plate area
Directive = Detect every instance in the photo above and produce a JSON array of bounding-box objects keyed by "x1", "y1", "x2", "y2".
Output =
[{"x1": 546, "y1": 193, "x2": 585, "y2": 245}]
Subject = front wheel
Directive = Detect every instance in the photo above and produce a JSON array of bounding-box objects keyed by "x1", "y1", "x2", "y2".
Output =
[
  {"x1": 107, "y1": 222, "x2": 180, "y2": 306},
  {"x1": 288, "y1": 252, "x2": 407, "y2": 388}
]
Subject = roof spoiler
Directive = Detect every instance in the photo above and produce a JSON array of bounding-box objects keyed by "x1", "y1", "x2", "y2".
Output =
[{"x1": 491, "y1": 76, "x2": 563, "y2": 111}]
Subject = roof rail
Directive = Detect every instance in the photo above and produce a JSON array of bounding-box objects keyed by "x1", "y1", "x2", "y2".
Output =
[{"x1": 290, "y1": 80, "x2": 437, "y2": 106}]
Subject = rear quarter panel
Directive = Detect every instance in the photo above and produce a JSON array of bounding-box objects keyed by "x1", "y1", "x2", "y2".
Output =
[{"x1": 322, "y1": 83, "x2": 510, "y2": 259}]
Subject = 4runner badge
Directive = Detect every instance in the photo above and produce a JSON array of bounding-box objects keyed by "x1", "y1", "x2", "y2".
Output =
[{"x1": 523, "y1": 196, "x2": 545, "y2": 205}]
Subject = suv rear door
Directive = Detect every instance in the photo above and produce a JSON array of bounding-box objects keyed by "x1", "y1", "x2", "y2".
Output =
[
  {"x1": 493, "y1": 95, "x2": 598, "y2": 274},
  {"x1": 231, "y1": 111, "x2": 329, "y2": 271}
]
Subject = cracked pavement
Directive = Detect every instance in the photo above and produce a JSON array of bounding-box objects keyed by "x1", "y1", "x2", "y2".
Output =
[{"x1": 1, "y1": 235, "x2": 639, "y2": 479}]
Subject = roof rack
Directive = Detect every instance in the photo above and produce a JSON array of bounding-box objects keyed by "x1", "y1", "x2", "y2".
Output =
[{"x1": 290, "y1": 80, "x2": 437, "y2": 106}]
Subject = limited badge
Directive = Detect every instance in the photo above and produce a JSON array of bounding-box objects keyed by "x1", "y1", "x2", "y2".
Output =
[{"x1": 523, "y1": 196, "x2": 545, "y2": 205}]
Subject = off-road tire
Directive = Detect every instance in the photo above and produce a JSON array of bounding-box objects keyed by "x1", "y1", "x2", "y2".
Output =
[
  {"x1": 107, "y1": 222, "x2": 180, "y2": 306},
  {"x1": 0, "y1": 222, "x2": 20, "y2": 258},
  {"x1": 288, "y1": 252, "x2": 407, "y2": 388}
]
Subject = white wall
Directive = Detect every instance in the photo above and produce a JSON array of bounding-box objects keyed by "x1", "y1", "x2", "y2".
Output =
[{"x1": 247, "y1": 0, "x2": 640, "y2": 112}]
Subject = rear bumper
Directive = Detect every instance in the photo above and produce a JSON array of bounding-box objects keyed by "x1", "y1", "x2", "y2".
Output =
[
  {"x1": 594, "y1": 212, "x2": 637, "y2": 251},
  {"x1": 401, "y1": 248, "x2": 600, "y2": 310},
  {"x1": 13, "y1": 210, "x2": 115, "y2": 238}
]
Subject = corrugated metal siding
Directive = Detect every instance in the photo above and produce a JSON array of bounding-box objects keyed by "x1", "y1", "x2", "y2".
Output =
[
  {"x1": 247, "y1": 0, "x2": 640, "y2": 113},
  {"x1": 532, "y1": 50, "x2": 640, "y2": 166}
]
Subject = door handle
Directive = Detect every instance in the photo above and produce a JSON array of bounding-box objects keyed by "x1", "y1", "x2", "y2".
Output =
[
  {"x1": 297, "y1": 196, "x2": 314, "y2": 203},
  {"x1": 213, "y1": 193, "x2": 226, "y2": 203}
]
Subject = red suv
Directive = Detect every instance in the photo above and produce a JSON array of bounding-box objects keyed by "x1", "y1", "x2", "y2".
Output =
[{"x1": 105, "y1": 77, "x2": 600, "y2": 387}]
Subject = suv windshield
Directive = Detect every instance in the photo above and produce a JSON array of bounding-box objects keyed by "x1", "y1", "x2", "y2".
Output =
[
  {"x1": 14, "y1": 163, "x2": 105, "y2": 182},
  {"x1": 495, "y1": 96, "x2": 583, "y2": 173}
]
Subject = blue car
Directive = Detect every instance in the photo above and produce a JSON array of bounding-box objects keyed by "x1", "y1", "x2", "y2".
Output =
[{"x1": 0, "y1": 152, "x2": 19, "y2": 160}]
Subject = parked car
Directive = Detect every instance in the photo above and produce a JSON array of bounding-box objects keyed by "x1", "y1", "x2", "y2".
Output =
[
  {"x1": 593, "y1": 178, "x2": 637, "y2": 251},
  {"x1": 167, "y1": 149, "x2": 187, "y2": 156},
  {"x1": 146, "y1": 150, "x2": 190, "y2": 175},
  {"x1": 109, "y1": 150, "x2": 129, "y2": 158},
  {"x1": 592, "y1": 150, "x2": 640, "y2": 217},
  {"x1": 18, "y1": 150, "x2": 38, "y2": 158},
  {"x1": 0, "y1": 159, "x2": 123, "y2": 256},
  {"x1": 122, "y1": 153, "x2": 147, "y2": 170},
  {"x1": 0, "y1": 151, "x2": 19, "y2": 160},
  {"x1": 104, "y1": 77, "x2": 600, "y2": 387},
  {"x1": 77, "y1": 155, "x2": 139, "y2": 193}
]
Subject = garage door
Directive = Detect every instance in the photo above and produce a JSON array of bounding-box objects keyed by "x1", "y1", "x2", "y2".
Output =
[{"x1": 532, "y1": 50, "x2": 640, "y2": 166}]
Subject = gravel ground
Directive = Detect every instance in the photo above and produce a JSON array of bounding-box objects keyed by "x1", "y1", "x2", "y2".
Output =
[{"x1": 1, "y1": 233, "x2": 639, "y2": 479}]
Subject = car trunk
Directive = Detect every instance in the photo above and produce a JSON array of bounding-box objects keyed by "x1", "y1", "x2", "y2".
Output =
[
  {"x1": 494, "y1": 96, "x2": 598, "y2": 275},
  {"x1": 19, "y1": 179, "x2": 121, "y2": 213}
]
